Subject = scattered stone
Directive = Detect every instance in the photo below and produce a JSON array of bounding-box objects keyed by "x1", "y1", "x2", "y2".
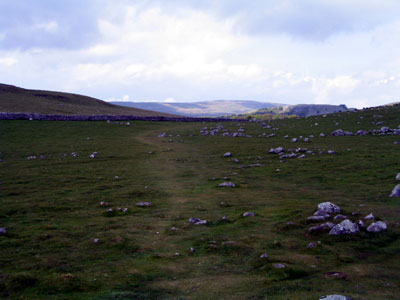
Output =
[
  {"x1": 320, "y1": 133, "x2": 326, "y2": 137},
  {"x1": 223, "y1": 152, "x2": 232, "y2": 157},
  {"x1": 269, "y1": 147, "x2": 284, "y2": 154},
  {"x1": 0, "y1": 228, "x2": 6, "y2": 235},
  {"x1": 334, "y1": 214, "x2": 347, "y2": 221},
  {"x1": 136, "y1": 202, "x2": 152, "y2": 207},
  {"x1": 260, "y1": 253, "x2": 269, "y2": 259},
  {"x1": 307, "y1": 216, "x2": 327, "y2": 222},
  {"x1": 190, "y1": 247, "x2": 195, "y2": 253},
  {"x1": 221, "y1": 216, "x2": 228, "y2": 221},
  {"x1": 169, "y1": 227, "x2": 179, "y2": 231},
  {"x1": 93, "y1": 238, "x2": 99, "y2": 243},
  {"x1": 317, "y1": 202, "x2": 341, "y2": 214},
  {"x1": 158, "y1": 132, "x2": 167, "y2": 138},
  {"x1": 291, "y1": 138, "x2": 298, "y2": 143},
  {"x1": 329, "y1": 219, "x2": 359, "y2": 235},
  {"x1": 357, "y1": 220, "x2": 365, "y2": 228},
  {"x1": 122, "y1": 208, "x2": 128, "y2": 213},
  {"x1": 327, "y1": 150, "x2": 337, "y2": 154},
  {"x1": 99, "y1": 201, "x2": 109, "y2": 206},
  {"x1": 107, "y1": 208, "x2": 113, "y2": 212},
  {"x1": 324, "y1": 272, "x2": 349, "y2": 280},
  {"x1": 367, "y1": 221, "x2": 387, "y2": 233},
  {"x1": 389, "y1": 184, "x2": 400, "y2": 197},
  {"x1": 304, "y1": 138, "x2": 310, "y2": 143},
  {"x1": 319, "y1": 295, "x2": 352, "y2": 300},
  {"x1": 273, "y1": 263, "x2": 286, "y2": 269},
  {"x1": 189, "y1": 217, "x2": 207, "y2": 225},
  {"x1": 307, "y1": 242, "x2": 317, "y2": 248},
  {"x1": 364, "y1": 213, "x2": 375, "y2": 220},
  {"x1": 396, "y1": 173, "x2": 400, "y2": 180},
  {"x1": 218, "y1": 182, "x2": 236, "y2": 188},
  {"x1": 286, "y1": 221, "x2": 296, "y2": 226},
  {"x1": 233, "y1": 158, "x2": 240, "y2": 163},
  {"x1": 243, "y1": 212, "x2": 255, "y2": 217},
  {"x1": 309, "y1": 222, "x2": 334, "y2": 234}
]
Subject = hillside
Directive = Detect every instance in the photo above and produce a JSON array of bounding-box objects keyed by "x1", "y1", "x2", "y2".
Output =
[
  {"x1": 0, "y1": 83, "x2": 177, "y2": 117},
  {"x1": 111, "y1": 100, "x2": 281, "y2": 117},
  {"x1": 1, "y1": 104, "x2": 400, "y2": 299}
]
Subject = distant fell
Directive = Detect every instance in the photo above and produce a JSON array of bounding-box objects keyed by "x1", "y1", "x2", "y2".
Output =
[
  {"x1": 0, "y1": 83, "x2": 177, "y2": 117},
  {"x1": 111, "y1": 100, "x2": 282, "y2": 117}
]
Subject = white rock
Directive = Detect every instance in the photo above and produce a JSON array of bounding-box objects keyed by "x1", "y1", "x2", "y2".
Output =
[
  {"x1": 218, "y1": 182, "x2": 236, "y2": 188},
  {"x1": 136, "y1": 202, "x2": 152, "y2": 207},
  {"x1": 319, "y1": 295, "x2": 352, "y2": 300},
  {"x1": 389, "y1": 184, "x2": 400, "y2": 197},
  {"x1": 260, "y1": 253, "x2": 269, "y2": 259},
  {"x1": 243, "y1": 212, "x2": 255, "y2": 217},
  {"x1": 317, "y1": 202, "x2": 341, "y2": 214},
  {"x1": 329, "y1": 220, "x2": 359, "y2": 235},
  {"x1": 223, "y1": 152, "x2": 232, "y2": 157},
  {"x1": 367, "y1": 221, "x2": 387, "y2": 233},
  {"x1": 364, "y1": 213, "x2": 375, "y2": 220},
  {"x1": 273, "y1": 263, "x2": 286, "y2": 269}
]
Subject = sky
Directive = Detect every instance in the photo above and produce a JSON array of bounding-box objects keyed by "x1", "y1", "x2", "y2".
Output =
[{"x1": 0, "y1": 0, "x2": 400, "y2": 108}]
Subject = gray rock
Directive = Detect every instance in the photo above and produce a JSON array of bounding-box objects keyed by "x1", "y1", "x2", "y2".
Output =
[
  {"x1": 260, "y1": 253, "x2": 269, "y2": 259},
  {"x1": 223, "y1": 152, "x2": 232, "y2": 157},
  {"x1": 334, "y1": 214, "x2": 347, "y2": 221},
  {"x1": 243, "y1": 212, "x2": 255, "y2": 217},
  {"x1": 307, "y1": 216, "x2": 326, "y2": 222},
  {"x1": 319, "y1": 295, "x2": 352, "y2": 300},
  {"x1": 313, "y1": 210, "x2": 331, "y2": 217},
  {"x1": 269, "y1": 147, "x2": 284, "y2": 154},
  {"x1": 136, "y1": 201, "x2": 152, "y2": 207},
  {"x1": 291, "y1": 138, "x2": 298, "y2": 142},
  {"x1": 389, "y1": 184, "x2": 400, "y2": 197},
  {"x1": 357, "y1": 220, "x2": 365, "y2": 228},
  {"x1": 273, "y1": 263, "x2": 286, "y2": 269},
  {"x1": 396, "y1": 173, "x2": 400, "y2": 180},
  {"x1": 307, "y1": 242, "x2": 317, "y2": 248},
  {"x1": 189, "y1": 217, "x2": 207, "y2": 225},
  {"x1": 367, "y1": 221, "x2": 387, "y2": 233},
  {"x1": 304, "y1": 138, "x2": 310, "y2": 143},
  {"x1": 218, "y1": 182, "x2": 236, "y2": 188},
  {"x1": 0, "y1": 227, "x2": 6, "y2": 235},
  {"x1": 317, "y1": 202, "x2": 341, "y2": 214},
  {"x1": 364, "y1": 213, "x2": 375, "y2": 220},
  {"x1": 327, "y1": 150, "x2": 337, "y2": 154},
  {"x1": 319, "y1": 133, "x2": 326, "y2": 137},
  {"x1": 329, "y1": 219, "x2": 359, "y2": 235},
  {"x1": 308, "y1": 222, "x2": 335, "y2": 234}
]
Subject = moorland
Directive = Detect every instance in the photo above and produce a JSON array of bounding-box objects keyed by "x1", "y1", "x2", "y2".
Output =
[{"x1": 0, "y1": 101, "x2": 400, "y2": 299}]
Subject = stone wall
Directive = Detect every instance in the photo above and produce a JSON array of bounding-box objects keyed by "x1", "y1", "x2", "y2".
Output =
[{"x1": 0, "y1": 112, "x2": 246, "y2": 122}]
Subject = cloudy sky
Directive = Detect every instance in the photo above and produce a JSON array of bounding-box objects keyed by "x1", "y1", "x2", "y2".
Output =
[{"x1": 0, "y1": 0, "x2": 399, "y2": 108}]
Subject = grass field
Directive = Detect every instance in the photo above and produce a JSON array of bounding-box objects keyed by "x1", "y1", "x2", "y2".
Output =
[{"x1": 1, "y1": 106, "x2": 400, "y2": 299}]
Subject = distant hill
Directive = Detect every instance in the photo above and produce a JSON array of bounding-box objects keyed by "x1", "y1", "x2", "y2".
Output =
[
  {"x1": 111, "y1": 100, "x2": 282, "y2": 117},
  {"x1": 232, "y1": 104, "x2": 351, "y2": 119},
  {"x1": 0, "y1": 83, "x2": 177, "y2": 117}
]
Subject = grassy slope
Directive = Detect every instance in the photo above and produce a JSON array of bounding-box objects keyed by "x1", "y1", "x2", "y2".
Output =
[
  {"x1": 0, "y1": 105, "x2": 400, "y2": 299},
  {"x1": 0, "y1": 84, "x2": 177, "y2": 117}
]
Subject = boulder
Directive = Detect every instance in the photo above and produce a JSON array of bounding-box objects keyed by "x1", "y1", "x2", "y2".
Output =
[
  {"x1": 218, "y1": 182, "x2": 236, "y2": 188},
  {"x1": 136, "y1": 201, "x2": 152, "y2": 207},
  {"x1": 243, "y1": 212, "x2": 255, "y2": 217},
  {"x1": 317, "y1": 202, "x2": 341, "y2": 214},
  {"x1": 389, "y1": 184, "x2": 400, "y2": 197},
  {"x1": 364, "y1": 213, "x2": 375, "y2": 220},
  {"x1": 307, "y1": 216, "x2": 327, "y2": 222},
  {"x1": 319, "y1": 295, "x2": 352, "y2": 300},
  {"x1": 367, "y1": 221, "x2": 387, "y2": 233},
  {"x1": 189, "y1": 217, "x2": 207, "y2": 225},
  {"x1": 309, "y1": 222, "x2": 335, "y2": 234},
  {"x1": 329, "y1": 220, "x2": 359, "y2": 235}
]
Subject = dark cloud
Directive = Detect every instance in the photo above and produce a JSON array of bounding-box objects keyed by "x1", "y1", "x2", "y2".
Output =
[{"x1": 0, "y1": 0, "x2": 103, "y2": 50}]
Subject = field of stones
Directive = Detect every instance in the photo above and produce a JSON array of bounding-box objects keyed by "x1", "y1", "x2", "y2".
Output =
[{"x1": 0, "y1": 105, "x2": 400, "y2": 299}]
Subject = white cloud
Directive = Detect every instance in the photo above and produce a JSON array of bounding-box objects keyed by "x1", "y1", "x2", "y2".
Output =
[
  {"x1": 0, "y1": 56, "x2": 18, "y2": 66},
  {"x1": 35, "y1": 21, "x2": 58, "y2": 33}
]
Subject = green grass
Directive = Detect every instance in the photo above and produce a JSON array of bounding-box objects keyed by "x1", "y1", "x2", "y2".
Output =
[{"x1": 0, "y1": 105, "x2": 400, "y2": 299}]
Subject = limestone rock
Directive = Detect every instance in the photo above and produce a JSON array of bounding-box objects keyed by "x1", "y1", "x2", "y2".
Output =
[
  {"x1": 389, "y1": 184, "x2": 400, "y2": 197},
  {"x1": 319, "y1": 295, "x2": 352, "y2": 300},
  {"x1": 317, "y1": 202, "x2": 341, "y2": 214},
  {"x1": 243, "y1": 212, "x2": 255, "y2": 217},
  {"x1": 367, "y1": 221, "x2": 387, "y2": 233},
  {"x1": 218, "y1": 182, "x2": 236, "y2": 188},
  {"x1": 309, "y1": 222, "x2": 334, "y2": 234},
  {"x1": 136, "y1": 201, "x2": 152, "y2": 207},
  {"x1": 329, "y1": 220, "x2": 359, "y2": 235}
]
